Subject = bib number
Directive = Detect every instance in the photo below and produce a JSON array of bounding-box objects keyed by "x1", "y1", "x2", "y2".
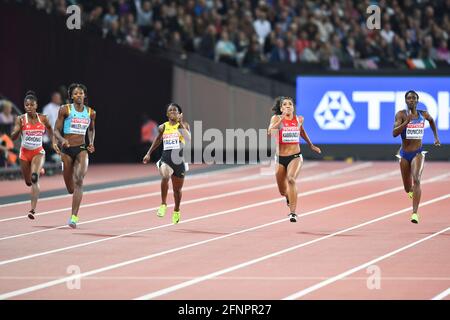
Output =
[{"x1": 163, "y1": 133, "x2": 180, "y2": 150}]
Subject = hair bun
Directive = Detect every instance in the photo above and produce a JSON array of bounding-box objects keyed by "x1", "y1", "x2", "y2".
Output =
[{"x1": 25, "y1": 90, "x2": 36, "y2": 96}]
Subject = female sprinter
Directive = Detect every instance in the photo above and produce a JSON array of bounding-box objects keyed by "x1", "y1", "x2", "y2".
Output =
[
  {"x1": 393, "y1": 90, "x2": 440, "y2": 223},
  {"x1": 53, "y1": 83, "x2": 96, "y2": 228},
  {"x1": 268, "y1": 96, "x2": 321, "y2": 222},
  {"x1": 11, "y1": 91, "x2": 55, "y2": 219},
  {"x1": 143, "y1": 103, "x2": 191, "y2": 224}
]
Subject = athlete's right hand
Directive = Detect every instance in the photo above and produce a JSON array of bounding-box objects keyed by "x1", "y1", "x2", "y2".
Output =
[
  {"x1": 52, "y1": 143, "x2": 61, "y2": 155},
  {"x1": 405, "y1": 112, "x2": 413, "y2": 124},
  {"x1": 61, "y1": 139, "x2": 70, "y2": 148},
  {"x1": 142, "y1": 154, "x2": 150, "y2": 164}
]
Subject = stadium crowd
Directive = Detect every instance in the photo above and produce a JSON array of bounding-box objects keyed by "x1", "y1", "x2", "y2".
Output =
[{"x1": 10, "y1": 0, "x2": 449, "y2": 71}]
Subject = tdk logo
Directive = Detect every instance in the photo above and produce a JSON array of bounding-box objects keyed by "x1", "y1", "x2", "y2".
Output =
[
  {"x1": 314, "y1": 91, "x2": 450, "y2": 130},
  {"x1": 314, "y1": 91, "x2": 355, "y2": 130}
]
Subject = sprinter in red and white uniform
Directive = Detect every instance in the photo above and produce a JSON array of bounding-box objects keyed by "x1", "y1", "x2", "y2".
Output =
[
  {"x1": 268, "y1": 96, "x2": 321, "y2": 222},
  {"x1": 11, "y1": 91, "x2": 55, "y2": 219}
]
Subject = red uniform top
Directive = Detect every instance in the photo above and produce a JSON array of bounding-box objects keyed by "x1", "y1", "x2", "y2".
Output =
[
  {"x1": 21, "y1": 114, "x2": 46, "y2": 150},
  {"x1": 278, "y1": 115, "x2": 303, "y2": 145}
]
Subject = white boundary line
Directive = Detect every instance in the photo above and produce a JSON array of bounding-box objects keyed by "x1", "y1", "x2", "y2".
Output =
[
  {"x1": 431, "y1": 287, "x2": 450, "y2": 300},
  {"x1": 0, "y1": 180, "x2": 447, "y2": 299},
  {"x1": 0, "y1": 163, "x2": 373, "y2": 240},
  {"x1": 283, "y1": 226, "x2": 450, "y2": 300},
  {"x1": 134, "y1": 194, "x2": 450, "y2": 300}
]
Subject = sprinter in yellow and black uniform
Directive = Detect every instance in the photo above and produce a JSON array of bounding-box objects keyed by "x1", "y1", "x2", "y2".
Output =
[{"x1": 143, "y1": 103, "x2": 191, "y2": 224}]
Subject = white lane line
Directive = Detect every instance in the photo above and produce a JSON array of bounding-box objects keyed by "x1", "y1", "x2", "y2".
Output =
[
  {"x1": 0, "y1": 163, "x2": 277, "y2": 208},
  {"x1": 1, "y1": 180, "x2": 446, "y2": 299},
  {"x1": 0, "y1": 169, "x2": 394, "y2": 264},
  {"x1": 0, "y1": 163, "x2": 373, "y2": 240},
  {"x1": 283, "y1": 226, "x2": 450, "y2": 300},
  {"x1": 431, "y1": 287, "x2": 450, "y2": 300},
  {"x1": 0, "y1": 162, "x2": 322, "y2": 221},
  {"x1": 135, "y1": 194, "x2": 450, "y2": 300}
]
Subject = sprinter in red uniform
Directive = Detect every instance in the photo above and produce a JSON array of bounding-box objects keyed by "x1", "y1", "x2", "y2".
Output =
[
  {"x1": 267, "y1": 96, "x2": 321, "y2": 222},
  {"x1": 11, "y1": 91, "x2": 55, "y2": 219}
]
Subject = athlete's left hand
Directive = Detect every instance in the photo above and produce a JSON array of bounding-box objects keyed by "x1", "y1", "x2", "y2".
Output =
[
  {"x1": 434, "y1": 138, "x2": 441, "y2": 147},
  {"x1": 177, "y1": 113, "x2": 184, "y2": 124},
  {"x1": 310, "y1": 144, "x2": 322, "y2": 154},
  {"x1": 87, "y1": 144, "x2": 95, "y2": 153}
]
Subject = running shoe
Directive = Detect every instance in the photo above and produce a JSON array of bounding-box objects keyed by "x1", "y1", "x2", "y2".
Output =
[
  {"x1": 157, "y1": 204, "x2": 167, "y2": 217},
  {"x1": 172, "y1": 211, "x2": 181, "y2": 224},
  {"x1": 27, "y1": 209, "x2": 35, "y2": 220},
  {"x1": 288, "y1": 213, "x2": 297, "y2": 223},
  {"x1": 408, "y1": 191, "x2": 414, "y2": 199},
  {"x1": 411, "y1": 213, "x2": 419, "y2": 224},
  {"x1": 68, "y1": 215, "x2": 79, "y2": 229}
]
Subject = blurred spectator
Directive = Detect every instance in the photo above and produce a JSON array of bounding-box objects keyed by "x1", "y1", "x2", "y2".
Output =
[
  {"x1": 215, "y1": 30, "x2": 238, "y2": 66},
  {"x1": 42, "y1": 92, "x2": 62, "y2": 163},
  {"x1": 0, "y1": 100, "x2": 16, "y2": 135},
  {"x1": 253, "y1": 7, "x2": 271, "y2": 46},
  {"x1": 134, "y1": 0, "x2": 153, "y2": 36}
]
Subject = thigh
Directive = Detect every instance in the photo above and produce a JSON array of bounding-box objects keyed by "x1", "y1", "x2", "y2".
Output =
[
  {"x1": 410, "y1": 153, "x2": 424, "y2": 181},
  {"x1": 286, "y1": 156, "x2": 303, "y2": 179},
  {"x1": 30, "y1": 154, "x2": 45, "y2": 173},
  {"x1": 275, "y1": 163, "x2": 287, "y2": 187},
  {"x1": 20, "y1": 159, "x2": 31, "y2": 184},
  {"x1": 74, "y1": 151, "x2": 89, "y2": 178},
  {"x1": 61, "y1": 153, "x2": 74, "y2": 177},
  {"x1": 158, "y1": 161, "x2": 174, "y2": 178}
]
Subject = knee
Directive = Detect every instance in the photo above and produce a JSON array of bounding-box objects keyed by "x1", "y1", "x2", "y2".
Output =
[
  {"x1": 67, "y1": 188, "x2": 74, "y2": 194},
  {"x1": 73, "y1": 176, "x2": 84, "y2": 188},
  {"x1": 173, "y1": 188, "x2": 182, "y2": 196},
  {"x1": 25, "y1": 181, "x2": 32, "y2": 187},
  {"x1": 413, "y1": 177, "x2": 421, "y2": 186},
  {"x1": 279, "y1": 190, "x2": 286, "y2": 197},
  {"x1": 31, "y1": 172, "x2": 38, "y2": 184},
  {"x1": 287, "y1": 176, "x2": 296, "y2": 186}
]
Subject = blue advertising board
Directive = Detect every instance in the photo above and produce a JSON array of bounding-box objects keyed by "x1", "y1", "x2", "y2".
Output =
[{"x1": 296, "y1": 76, "x2": 450, "y2": 144}]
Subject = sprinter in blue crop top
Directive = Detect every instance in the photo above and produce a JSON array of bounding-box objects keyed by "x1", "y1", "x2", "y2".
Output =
[
  {"x1": 53, "y1": 83, "x2": 96, "y2": 229},
  {"x1": 393, "y1": 90, "x2": 440, "y2": 224}
]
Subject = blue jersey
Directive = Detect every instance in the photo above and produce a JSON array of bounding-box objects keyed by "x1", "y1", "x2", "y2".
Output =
[
  {"x1": 63, "y1": 104, "x2": 92, "y2": 136},
  {"x1": 401, "y1": 110, "x2": 425, "y2": 140}
]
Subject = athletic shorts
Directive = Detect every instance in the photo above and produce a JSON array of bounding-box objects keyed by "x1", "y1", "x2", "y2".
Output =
[
  {"x1": 19, "y1": 146, "x2": 45, "y2": 162},
  {"x1": 399, "y1": 147, "x2": 423, "y2": 163},
  {"x1": 62, "y1": 144, "x2": 87, "y2": 161},
  {"x1": 276, "y1": 152, "x2": 302, "y2": 169}
]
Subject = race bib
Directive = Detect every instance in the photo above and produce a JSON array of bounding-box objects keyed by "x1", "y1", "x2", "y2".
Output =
[
  {"x1": 70, "y1": 118, "x2": 90, "y2": 135},
  {"x1": 23, "y1": 130, "x2": 44, "y2": 149},
  {"x1": 163, "y1": 133, "x2": 180, "y2": 150},
  {"x1": 281, "y1": 127, "x2": 300, "y2": 143},
  {"x1": 406, "y1": 123, "x2": 424, "y2": 140}
]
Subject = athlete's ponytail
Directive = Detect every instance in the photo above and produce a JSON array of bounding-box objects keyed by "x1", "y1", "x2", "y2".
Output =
[{"x1": 24, "y1": 90, "x2": 37, "y2": 102}]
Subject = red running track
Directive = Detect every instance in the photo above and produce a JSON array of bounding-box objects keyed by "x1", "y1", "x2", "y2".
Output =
[{"x1": 0, "y1": 161, "x2": 449, "y2": 300}]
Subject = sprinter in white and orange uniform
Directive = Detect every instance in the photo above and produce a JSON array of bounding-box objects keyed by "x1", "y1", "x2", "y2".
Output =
[
  {"x1": 11, "y1": 91, "x2": 55, "y2": 219},
  {"x1": 268, "y1": 96, "x2": 322, "y2": 223}
]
